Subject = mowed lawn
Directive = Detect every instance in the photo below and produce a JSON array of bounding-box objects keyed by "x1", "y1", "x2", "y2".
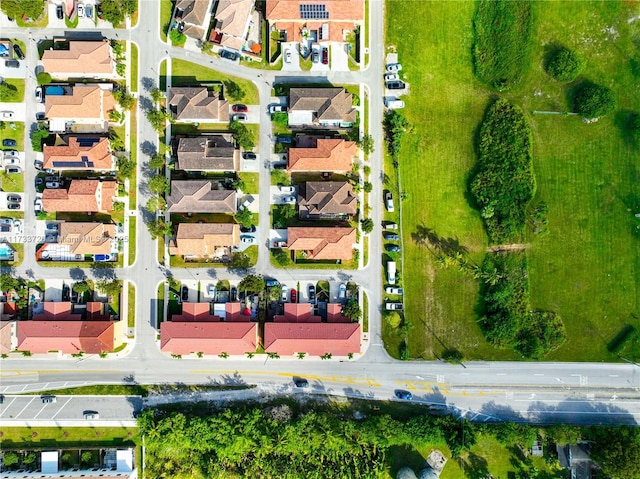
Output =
[{"x1": 387, "y1": 1, "x2": 640, "y2": 361}]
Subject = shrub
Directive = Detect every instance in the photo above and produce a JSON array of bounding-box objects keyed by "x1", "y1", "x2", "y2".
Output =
[
  {"x1": 169, "y1": 29, "x2": 187, "y2": 46},
  {"x1": 272, "y1": 112, "x2": 288, "y2": 127},
  {"x1": 31, "y1": 128, "x2": 50, "y2": 152},
  {"x1": 386, "y1": 311, "x2": 402, "y2": 328},
  {"x1": 574, "y1": 82, "x2": 616, "y2": 119},
  {"x1": 229, "y1": 120, "x2": 255, "y2": 150},
  {"x1": 383, "y1": 110, "x2": 409, "y2": 160},
  {"x1": 0, "y1": 82, "x2": 17, "y2": 102},
  {"x1": 224, "y1": 80, "x2": 245, "y2": 102},
  {"x1": 546, "y1": 46, "x2": 583, "y2": 82},
  {"x1": 37, "y1": 72, "x2": 52, "y2": 85}
]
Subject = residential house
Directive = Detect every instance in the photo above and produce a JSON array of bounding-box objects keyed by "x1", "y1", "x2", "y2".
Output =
[
  {"x1": 209, "y1": 0, "x2": 255, "y2": 52},
  {"x1": 166, "y1": 180, "x2": 237, "y2": 213},
  {"x1": 175, "y1": 134, "x2": 239, "y2": 172},
  {"x1": 287, "y1": 139, "x2": 356, "y2": 172},
  {"x1": 288, "y1": 88, "x2": 357, "y2": 127},
  {"x1": 45, "y1": 84, "x2": 116, "y2": 133},
  {"x1": 33, "y1": 301, "x2": 110, "y2": 321},
  {"x1": 41, "y1": 40, "x2": 117, "y2": 79},
  {"x1": 171, "y1": 302, "x2": 220, "y2": 321},
  {"x1": 286, "y1": 227, "x2": 356, "y2": 261},
  {"x1": 557, "y1": 443, "x2": 597, "y2": 479},
  {"x1": 42, "y1": 180, "x2": 116, "y2": 213},
  {"x1": 274, "y1": 303, "x2": 320, "y2": 322},
  {"x1": 43, "y1": 136, "x2": 114, "y2": 171},
  {"x1": 0, "y1": 315, "x2": 17, "y2": 355},
  {"x1": 172, "y1": 0, "x2": 214, "y2": 41},
  {"x1": 17, "y1": 320, "x2": 114, "y2": 354},
  {"x1": 169, "y1": 223, "x2": 240, "y2": 259},
  {"x1": 36, "y1": 222, "x2": 117, "y2": 262},
  {"x1": 266, "y1": 0, "x2": 364, "y2": 43},
  {"x1": 161, "y1": 321, "x2": 257, "y2": 355},
  {"x1": 326, "y1": 302, "x2": 350, "y2": 322},
  {"x1": 264, "y1": 318, "x2": 360, "y2": 356},
  {"x1": 168, "y1": 87, "x2": 230, "y2": 123},
  {"x1": 297, "y1": 181, "x2": 357, "y2": 219}
]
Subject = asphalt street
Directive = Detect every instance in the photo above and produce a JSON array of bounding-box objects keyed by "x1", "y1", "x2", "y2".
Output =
[{"x1": 0, "y1": 1, "x2": 639, "y2": 427}]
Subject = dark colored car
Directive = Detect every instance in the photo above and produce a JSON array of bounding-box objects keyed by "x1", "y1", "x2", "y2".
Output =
[
  {"x1": 386, "y1": 81, "x2": 406, "y2": 90},
  {"x1": 308, "y1": 285, "x2": 316, "y2": 303},
  {"x1": 385, "y1": 244, "x2": 401, "y2": 253},
  {"x1": 56, "y1": 4, "x2": 64, "y2": 19},
  {"x1": 383, "y1": 232, "x2": 399, "y2": 241},
  {"x1": 71, "y1": 287, "x2": 79, "y2": 303},
  {"x1": 220, "y1": 49, "x2": 239, "y2": 61},
  {"x1": 322, "y1": 47, "x2": 328, "y2": 65},
  {"x1": 232, "y1": 104, "x2": 248, "y2": 113},
  {"x1": 240, "y1": 225, "x2": 256, "y2": 233},
  {"x1": 230, "y1": 286, "x2": 238, "y2": 302},
  {"x1": 6, "y1": 194, "x2": 21, "y2": 202},
  {"x1": 242, "y1": 152, "x2": 257, "y2": 160},
  {"x1": 294, "y1": 378, "x2": 309, "y2": 388},
  {"x1": 62, "y1": 284, "x2": 70, "y2": 301},
  {"x1": 41, "y1": 395, "x2": 56, "y2": 403},
  {"x1": 4, "y1": 60, "x2": 19, "y2": 68},
  {"x1": 312, "y1": 49, "x2": 319, "y2": 63},
  {"x1": 394, "y1": 390, "x2": 413, "y2": 400},
  {"x1": 181, "y1": 285, "x2": 189, "y2": 301},
  {"x1": 96, "y1": 3, "x2": 103, "y2": 18},
  {"x1": 13, "y1": 44, "x2": 24, "y2": 60},
  {"x1": 7, "y1": 203, "x2": 20, "y2": 210},
  {"x1": 2, "y1": 139, "x2": 16, "y2": 147}
]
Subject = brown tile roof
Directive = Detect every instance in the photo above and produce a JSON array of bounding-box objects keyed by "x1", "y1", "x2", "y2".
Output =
[
  {"x1": 58, "y1": 222, "x2": 116, "y2": 255},
  {"x1": 42, "y1": 180, "x2": 115, "y2": 213},
  {"x1": 298, "y1": 181, "x2": 357, "y2": 217},
  {"x1": 213, "y1": 0, "x2": 254, "y2": 50},
  {"x1": 274, "y1": 303, "x2": 321, "y2": 322},
  {"x1": 266, "y1": 0, "x2": 364, "y2": 22},
  {"x1": 168, "y1": 87, "x2": 230, "y2": 122},
  {"x1": 176, "y1": 0, "x2": 211, "y2": 33},
  {"x1": 287, "y1": 139, "x2": 356, "y2": 172},
  {"x1": 327, "y1": 303, "x2": 350, "y2": 322},
  {"x1": 43, "y1": 136, "x2": 114, "y2": 170},
  {"x1": 288, "y1": 88, "x2": 357, "y2": 125},
  {"x1": 169, "y1": 223, "x2": 240, "y2": 256},
  {"x1": 287, "y1": 227, "x2": 356, "y2": 260},
  {"x1": 167, "y1": 180, "x2": 237, "y2": 213},
  {"x1": 176, "y1": 135, "x2": 238, "y2": 171},
  {"x1": 45, "y1": 85, "x2": 115, "y2": 121},
  {"x1": 33, "y1": 301, "x2": 81, "y2": 321},
  {"x1": 160, "y1": 321, "x2": 256, "y2": 355},
  {"x1": 171, "y1": 302, "x2": 220, "y2": 321},
  {"x1": 0, "y1": 320, "x2": 15, "y2": 354},
  {"x1": 17, "y1": 320, "x2": 114, "y2": 354},
  {"x1": 264, "y1": 322, "x2": 360, "y2": 356},
  {"x1": 41, "y1": 40, "x2": 115, "y2": 76}
]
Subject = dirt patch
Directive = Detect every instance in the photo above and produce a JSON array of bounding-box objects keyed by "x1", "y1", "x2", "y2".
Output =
[{"x1": 486, "y1": 244, "x2": 530, "y2": 252}]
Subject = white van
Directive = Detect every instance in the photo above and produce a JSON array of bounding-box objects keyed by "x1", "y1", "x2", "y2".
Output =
[
  {"x1": 387, "y1": 261, "x2": 397, "y2": 285},
  {"x1": 385, "y1": 99, "x2": 405, "y2": 109}
]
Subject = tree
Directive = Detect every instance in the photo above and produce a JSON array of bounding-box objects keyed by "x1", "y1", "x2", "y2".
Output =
[
  {"x1": 116, "y1": 155, "x2": 136, "y2": 180},
  {"x1": 234, "y1": 208, "x2": 254, "y2": 229},
  {"x1": 147, "y1": 219, "x2": 173, "y2": 240},
  {"x1": 150, "y1": 87, "x2": 165, "y2": 104},
  {"x1": 148, "y1": 175, "x2": 170, "y2": 194},
  {"x1": 23, "y1": 452, "x2": 37, "y2": 465},
  {"x1": 148, "y1": 153, "x2": 166, "y2": 169},
  {"x1": 95, "y1": 279, "x2": 121, "y2": 296},
  {"x1": 2, "y1": 451, "x2": 19, "y2": 468},
  {"x1": 231, "y1": 252, "x2": 251, "y2": 269},
  {"x1": 108, "y1": 129, "x2": 125, "y2": 151},
  {"x1": 0, "y1": 274, "x2": 21, "y2": 292},
  {"x1": 546, "y1": 46, "x2": 583, "y2": 82},
  {"x1": 273, "y1": 248, "x2": 292, "y2": 266},
  {"x1": 73, "y1": 281, "x2": 90, "y2": 294},
  {"x1": 169, "y1": 29, "x2": 187, "y2": 46},
  {"x1": 81, "y1": 451, "x2": 93, "y2": 466},
  {"x1": 630, "y1": 112, "x2": 640, "y2": 142},
  {"x1": 238, "y1": 274, "x2": 265, "y2": 294},
  {"x1": 100, "y1": 0, "x2": 136, "y2": 26},
  {"x1": 112, "y1": 201, "x2": 125, "y2": 212},
  {"x1": 385, "y1": 311, "x2": 402, "y2": 328},
  {"x1": 574, "y1": 82, "x2": 616, "y2": 119},
  {"x1": 113, "y1": 88, "x2": 136, "y2": 110},
  {"x1": 109, "y1": 109, "x2": 124, "y2": 124},
  {"x1": 229, "y1": 120, "x2": 255, "y2": 150},
  {"x1": 0, "y1": 82, "x2": 17, "y2": 102},
  {"x1": 224, "y1": 80, "x2": 245, "y2": 102},
  {"x1": 363, "y1": 181, "x2": 373, "y2": 193},
  {"x1": 360, "y1": 218, "x2": 374, "y2": 234},
  {"x1": 146, "y1": 108, "x2": 170, "y2": 132},
  {"x1": 31, "y1": 128, "x2": 50, "y2": 152},
  {"x1": 272, "y1": 112, "x2": 288, "y2": 127},
  {"x1": 36, "y1": 71, "x2": 52, "y2": 85},
  {"x1": 343, "y1": 298, "x2": 361, "y2": 321},
  {"x1": 146, "y1": 195, "x2": 166, "y2": 212},
  {"x1": 591, "y1": 427, "x2": 640, "y2": 479},
  {"x1": 383, "y1": 110, "x2": 409, "y2": 160},
  {"x1": 357, "y1": 133, "x2": 375, "y2": 155},
  {"x1": 0, "y1": 0, "x2": 44, "y2": 20}
]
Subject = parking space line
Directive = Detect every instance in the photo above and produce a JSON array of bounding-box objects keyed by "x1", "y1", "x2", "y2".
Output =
[
  {"x1": 51, "y1": 397, "x2": 73, "y2": 420},
  {"x1": 15, "y1": 396, "x2": 37, "y2": 419},
  {"x1": 0, "y1": 396, "x2": 18, "y2": 417}
]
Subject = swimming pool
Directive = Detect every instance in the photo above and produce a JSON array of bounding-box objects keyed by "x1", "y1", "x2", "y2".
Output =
[{"x1": 0, "y1": 243, "x2": 14, "y2": 261}]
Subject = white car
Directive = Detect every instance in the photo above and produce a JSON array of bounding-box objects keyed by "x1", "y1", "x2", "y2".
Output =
[
  {"x1": 384, "y1": 73, "x2": 400, "y2": 82},
  {"x1": 207, "y1": 285, "x2": 215, "y2": 297},
  {"x1": 12, "y1": 219, "x2": 22, "y2": 234},
  {"x1": 240, "y1": 235, "x2": 255, "y2": 244},
  {"x1": 46, "y1": 181, "x2": 61, "y2": 189},
  {"x1": 385, "y1": 192, "x2": 394, "y2": 212},
  {"x1": 284, "y1": 50, "x2": 292, "y2": 63},
  {"x1": 0, "y1": 111, "x2": 14, "y2": 119},
  {"x1": 77, "y1": 3, "x2": 84, "y2": 17},
  {"x1": 339, "y1": 283, "x2": 346, "y2": 299},
  {"x1": 385, "y1": 302, "x2": 404, "y2": 311},
  {"x1": 282, "y1": 196, "x2": 296, "y2": 205},
  {"x1": 386, "y1": 63, "x2": 402, "y2": 73},
  {"x1": 269, "y1": 105, "x2": 286, "y2": 114},
  {"x1": 281, "y1": 285, "x2": 288, "y2": 302},
  {"x1": 3, "y1": 150, "x2": 18, "y2": 158},
  {"x1": 34, "y1": 198, "x2": 43, "y2": 213},
  {"x1": 3, "y1": 157, "x2": 19, "y2": 165},
  {"x1": 35, "y1": 87, "x2": 43, "y2": 102},
  {"x1": 279, "y1": 185, "x2": 295, "y2": 194},
  {"x1": 385, "y1": 287, "x2": 403, "y2": 295}
]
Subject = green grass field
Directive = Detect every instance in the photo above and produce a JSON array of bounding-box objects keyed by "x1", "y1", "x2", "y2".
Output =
[
  {"x1": 0, "y1": 121, "x2": 25, "y2": 151},
  {"x1": 1, "y1": 78, "x2": 25, "y2": 102},
  {"x1": 130, "y1": 42, "x2": 139, "y2": 92},
  {"x1": 1, "y1": 427, "x2": 138, "y2": 448},
  {"x1": 386, "y1": 0, "x2": 640, "y2": 361}
]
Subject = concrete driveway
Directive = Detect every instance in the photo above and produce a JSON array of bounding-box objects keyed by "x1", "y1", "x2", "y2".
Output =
[
  {"x1": 270, "y1": 185, "x2": 297, "y2": 205},
  {"x1": 310, "y1": 44, "x2": 329, "y2": 72},
  {"x1": 0, "y1": 60, "x2": 27, "y2": 79},
  {"x1": 0, "y1": 192, "x2": 25, "y2": 211},
  {"x1": 44, "y1": 279, "x2": 65, "y2": 302},
  {"x1": 47, "y1": 1, "x2": 65, "y2": 27},
  {"x1": 331, "y1": 43, "x2": 350, "y2": 72},
  {"x1": 0, "y1": 103, "x2": 25, "y2": 122},
  {"x1": 281, "y1": 43, "x2": 301, "y2": 71},
  {"x1": 179, "y1": 279, "x2": 199, "y2": 302}
]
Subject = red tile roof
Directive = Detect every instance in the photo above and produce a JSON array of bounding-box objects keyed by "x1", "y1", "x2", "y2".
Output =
[
  {"x1": 17, "y1": 320, "x2": 114, "y2": 354},
  {"x1": 327, "y1": 303, "x2": 350, "y2": 322},
  {"x1": 264, "y1": 322, "x2": 360, "y2": 356},
  {"x1": 160, "y1": 321, "x2": 256, "y2": 355},
  {"x1": 266, "y1": 0, "x2": 364, "y2": 22},
  {"x1": 287, "y1": 139, "x2": 356, "y2": 172},
  {"x1": 42, "y1": 180, "x2": 115, "y2": 213},
  {"x1": 171, "y1": 302, "x2": 220, "y2": 322},
  {"x1": 43, "y1": 136, "x2": 113, "y2": 170},
  {"x1": 33, "y1": 302, "x2": 80, "y2": 321},
  {"x1": 287, "y1": 227, "x2": 356, "y2": 260},
  {"x1": 225, "y1": 302, "x2": 250, "y2": 321},
  {"x1": 274, "y1": 303, "x2": 321, "y2": 322}
]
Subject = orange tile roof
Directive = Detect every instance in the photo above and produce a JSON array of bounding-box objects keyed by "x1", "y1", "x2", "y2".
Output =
[
  {"x1": 171, "y1": 302, "x2": 220, "y2": 322},
  {"x1": 58, "y1": 222, "x2": 116, "y2": 255},
  {"x1": 225, "y1": 301, "x2": 249, "y2": 321},
  {"x1": 17, "y1": 320, "x2": 114, "y2": 354},
  {"x1": 45, "y1": 85, "x2": 115, "y2": 121},
  {"x1": 169, "y1": 223, "x2": 240, "y2": 257},
  {"x1": 33, "y1": 301, "x2": 80, "y2": 321},
  {"x1": 287, "y1": 139, "x2": 356, "y2": 172},
  {"x1": 43, "y1": 136, "x2": 114, "y2": 170},
  {"x1": 41, "y1": 41, "x2": 115, "y2": 76},
  {"x1": 160, "y1": 321, "x2": 257, "y2": 355},
  {"x1": 264, "y1": 322, "x2": 360, "y2": 356},
  {"x1": 266, "y1": 0, "x2": 364, "y2": 21},
  {"x1": 274, "y1": 303, "x2": 321, "y2": 322},
  {"x1": 42, "y1": 180, "x2": 115, "y2": 213},
  {"x1": 326, "y1": 303, "x2": 350, "y2": 322},
  {"x1": 287, "y1": 227, "x2": 356, "y2": 260},
  {"x1": 86, "y1": 302, "x2": 109, "y2": 320}
]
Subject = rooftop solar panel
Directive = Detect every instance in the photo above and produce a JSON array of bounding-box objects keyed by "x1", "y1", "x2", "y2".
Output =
[{"x1": 300, "y1": 4, "x2": 329, "y2": 19}]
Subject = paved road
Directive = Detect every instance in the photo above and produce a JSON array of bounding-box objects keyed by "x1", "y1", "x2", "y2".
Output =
[{"x1": 1, "y1": 1, "x2": 639, "y2": 427}]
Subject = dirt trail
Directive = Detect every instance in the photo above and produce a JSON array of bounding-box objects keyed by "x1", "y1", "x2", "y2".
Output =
[{"x1": 487, "y1": 244, "x2": 530, "y2": 253}]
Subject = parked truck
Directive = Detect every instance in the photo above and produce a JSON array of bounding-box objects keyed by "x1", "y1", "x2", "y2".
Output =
[{"x1": 387, "y1": 261, "x2": 397, "y2": 285}]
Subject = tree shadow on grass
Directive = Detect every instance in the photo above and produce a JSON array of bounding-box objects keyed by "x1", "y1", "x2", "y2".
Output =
[{"x1": 457, "y1": 452, "x2": 490, "y2": 479}]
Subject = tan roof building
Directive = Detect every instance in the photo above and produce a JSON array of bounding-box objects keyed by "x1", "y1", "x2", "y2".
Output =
[
  {"x1": 168, "y1": 87, "x2": 230, "y2": 122},
  {"x1": 58, "y1": 222, "x2": 117, "y2": 255},
  {"x1": 41, "y1": 40, "x2": 116, "y2": 79},
  {"x1": 0, "y1": 319, "x2": 16, "y2": 355},
  {"x1": 43, "y1": 136, "x2": 114, "y2": 171},
  {"x1": 169, "y1": 223, "x2": 240, "y2": 257},
  {"x1": 287, "y1": 227, "x2": 356, "y2": 260},
  {"x1": 210, "y1": 0, "x2": 255, "y2": 51},
  {"x1": 42, "y1": 180, "x2": 116, "y2": 213},
  {"x1": 176, "y1": 135, "x2": 238, "y2": 171},
  {"x1": 266, "y1": 0, "x2": 364, "y2": 43},
  {"x1": 287, "y1": 139, "x2": 356, "y2": 172},
  {"x1": 45, "y1": 85, "x2": 115, "y2": 132},
  {"x1": 174, "y1": 0, "x2": 212, "y2": 40},
  {"x1": 298, "y1": 181, "x2": 357, "y2": 219},
  {"x1": 167, "y1": 180, "x2": 237, "y2": 213},
  {"x1": 288, "y1": 88, "x2": 357, "y2": 127}
]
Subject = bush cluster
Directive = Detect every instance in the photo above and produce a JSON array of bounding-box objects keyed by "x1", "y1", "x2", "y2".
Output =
[
  {"x1": 546, "y1": 46, "x2": 583, "y2": 82},
  {"x1": 383, "y1": 110, "x2": 408, "y2": 162},
  {"x1": 574, "y1": 82, "x2": 616, "y2": 119}
]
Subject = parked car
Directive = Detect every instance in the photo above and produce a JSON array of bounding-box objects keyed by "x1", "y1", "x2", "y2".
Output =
[
  {"x1": 386, "y1": 287, "x2": 404, "y2": 295},
  {"x1": 308, "y1": 285, "x2": 316, "y2": 303},
  {"x1": 220, "y1": 49, "x2": 239, "y2": 61},
  {"x1": 385, "y1": 302, "x2": 403, "y2": 311},
  {"x1": 284, "y1": 49, "x2": 292, "y2": 63},
  {"x1": 6, "y1": 194, "x2": 21, "y2": 202},
  {"x1": 0, "y1": 218, "x2": 11, "y2": 225},
  {"x1": 56, "y1": 4, "x2": 64, "y2": 19},
  {"x1": 383, "y1": 232, "x2": 399, "y2": 241},
  {"x1": 83, "y1": 411, "x2": 99, "y2": 419},
  {"x1": 386, "y1": 81, "x2": 406, "y2": 90},
  {"x1": 230, "y1": 287, "x2": 238, "y2": 301},
  {"x1": 282, "y1": 196, "x2": 296, "y2": 205},
  {"x1": 3, "y1": 157, "x2": 19, "y2": 165},
  {"x1": 45, "y1": 181, "x2": 61, "y2": 188},
  {"x1": 77, "y1": 3, "x2": 84, "y2": 17},
  {"x1": 394, "y1": 389, "x2": 412, "y2": 400},
  {"x1": 386, "y1": 63, "x2": 403, "y2": 73},
  {"x1": 385, "y1": 221, "x2": 398, "y2": 230},
  {"x1": 242, "y1": 152, "x2": 256, "y2": 160},
  {"x1": 4, "y1": 60, "x2": 19, "y2": 68},
  {"x1": 232, "y1": 114, "x2": 247, "y2": 122},
  {"x1": 385, "y1": 244, "x2": 401, "y2": 253},
  {"x1": 71, "y1": 287, "x2": 79, "y2": 303},
  {"x1": 290, "y1": 288, "x2": 297, "y2": 303},
  {"x1": 279, "y1": 185, "x2": 295, "y2": 193},
  {"x1": 281, "y1": 285, "x2": 288, "y2": 302},
  {"x1": 96, "y1": 3, "x2": 103, "y2": 18},
  {"x1": 232, "y1": 104, "x2": 248, "y2": 113},
  {"x1": 240, "y1": 225, "x2": 256, "y2": 233},
  {"x1": 85, "y1": 3, "x2": 92, "y2": 18},
  {"x1": 385, "y1": 192, "x2": 394, "y2": 212},
  {"x1": 240, "y1": 235, "x2": 256, "y2": 244},
  {"x1": 2, "y1": 139, "x2": 16, "y2": 147},
  {"x1": 293, "y1": 378, "x2": 309, "y2": 388},
  {"x1": 322, "y1": 47, "x2": 328, "y2": 65},
  {"x1": 3, "y1": 150, "x2": 18, "y2": 158},
  {"x1": 312, "y1": 49, "x2": 319, "y2": 63},
  {"x1": 41, "y1": 395, "x2": 56, "y2": 404},
  {"x1": 62, "y1": 284, "x2": 70, "y2": 301},
  {"x1": 35, "y1": 87, "x2": 43, "y2": 102},
  {"x1": 269, "y1": 105, "x2": 286, "y2": 114},
  {"x1": 46, "y1": 223, "x2": 58, "y2": 231},
  {"x1": 5, "y1": 166, "x2": 21, "y2": 174},
  {"x1": 34, "y1": 160, "x2": 44, "y2": 170},
  {"x1": 181, "y1": 285, "x2": 189, "y2": 301},
  {"x1": 1, "y1": 111, "x2": 15, "y2": 118},
  {"x1": 13, "y1": 44, "x2": 24, "y2": 60},
  {"x1": 36, "y1": 112, "x2": 45, "y2": 121},
  {"x1": 34, "y1": 198, "x2": 43, "y2": 212},
  {"x1": 339, "y1": 283, "x2": 346, "y2": 299},
  {"x1": 6, "y1": 203, "x2": 20, "y2": 210},
  {"x1": 384, "y1": 73, "x2": 399, "y2": 82},
  {"x1": 208, "y1": 284, "x2": 215, "y2": 297}
]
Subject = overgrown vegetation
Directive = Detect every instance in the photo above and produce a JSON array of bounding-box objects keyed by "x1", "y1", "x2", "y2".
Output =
[
  {"x1": 472, "y1": 0, "x2": 533, "y2": 90},
  {"x1": 99, "y1": 0, "x2": 137, "y2": 26},
  {"x1": 229, "y1": 120, "x2": 255, "y2": 150},
  {"x1": 0, "y1": 0, "x2": 44, "y2": 21},
  {"x1": 383, "y1": 110, "x2": 408, "y2": 163}
]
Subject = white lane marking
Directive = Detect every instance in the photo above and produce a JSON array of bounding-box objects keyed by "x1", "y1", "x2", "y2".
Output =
[
  {"x1": 51, "y1": 397, "x2": 72, "y2": 419},
  {"x1": 15, "y1": 396, "x2": 37, "y2": 418},
  {"x1": 609, "y1": 375, "x2": 619, "y2": 377},
  {"x1": 534, "y1": 373, "x2": 544, "y2": 376},
  {"x1": 496, "y1": 373, "x2": 507, "y2": 376}
]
